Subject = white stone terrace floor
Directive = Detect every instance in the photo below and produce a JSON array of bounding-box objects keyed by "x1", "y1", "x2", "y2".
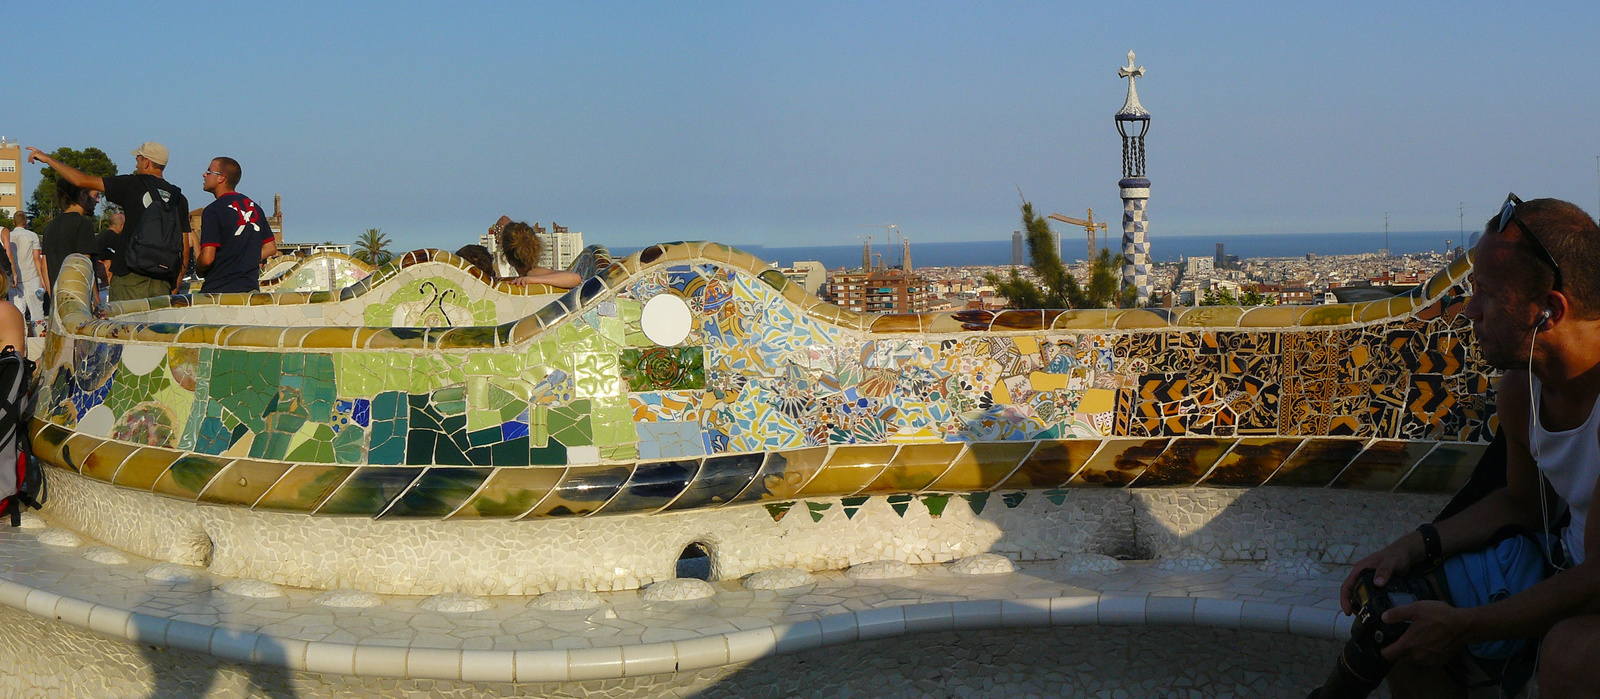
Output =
[{"x1": 0, "y1": 516, "x2": 1354, "y2": 683}]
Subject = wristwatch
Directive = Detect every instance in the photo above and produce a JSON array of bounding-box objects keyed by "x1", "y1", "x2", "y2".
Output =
[{"x1": 1415, "y1": 523, "x2": 1444, "y2": 569}]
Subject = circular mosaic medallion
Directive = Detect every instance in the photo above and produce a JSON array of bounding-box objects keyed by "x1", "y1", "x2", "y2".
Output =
[{"x1": 641, "y1": 294, "x2": 693, "y2": 346}]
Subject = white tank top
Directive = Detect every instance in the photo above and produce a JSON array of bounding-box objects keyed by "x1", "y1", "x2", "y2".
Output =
[{"x1": 1528, "y1": 375, "x2": 1600, "y2": 565}]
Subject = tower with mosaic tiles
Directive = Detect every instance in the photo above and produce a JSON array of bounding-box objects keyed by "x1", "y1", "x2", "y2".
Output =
[{"x1": 1115, "y1": 51, "x2": 1152, "y2": 306}]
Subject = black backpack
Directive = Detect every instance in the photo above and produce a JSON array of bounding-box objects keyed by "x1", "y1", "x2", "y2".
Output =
[
  {"x1": 0, "y1": 347, "x2": 40, "y2": 526},
  {"x1": 124, "y1": 176, "x2": 184, "y2": 279}
]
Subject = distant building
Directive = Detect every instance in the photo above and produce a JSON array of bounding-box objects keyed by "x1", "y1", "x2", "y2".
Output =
[
  {"x1": 1214, "y1": 243, "x2": 1225, "y2": 269},
  {"x1": 827, "y1": 268, "x2": 932, "y2": 313},
  {"x1": 538, "y1": 223, "x2": 584, "y2": 271},
  {"x1": 0, "y1": 138, "x2": 21, "y2": 218},
  {"x1": 1279, "y1": 286, "x2": 1315, "y2": 305},
  {"x1": 779, "y1": 261, "x2": 826, "y2": 296},
  {"x1": 1011, "y1": 231, "x2": 1024, "y2": 266},
  {"x1": 1184, "y1": 256, "x2": 1213, "y2": 277}
]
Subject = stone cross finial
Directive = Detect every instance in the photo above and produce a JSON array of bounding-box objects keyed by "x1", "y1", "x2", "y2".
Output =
[
  {"x1": 1118, "y1": 51, "x2": 1144, "y2": 82},
  {"x1": 1116, "y1": 50, "x2": 1149, "y2": 118}
]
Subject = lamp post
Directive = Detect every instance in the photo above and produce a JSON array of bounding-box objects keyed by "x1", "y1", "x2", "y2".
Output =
[{"x1": 1114, "y1": 51, "x2": 1153, "y2": 307}]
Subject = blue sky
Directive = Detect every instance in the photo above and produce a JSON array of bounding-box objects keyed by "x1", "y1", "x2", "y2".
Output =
[{"x1": 9, "y1": 2, "x2": 1599, "y2": 252}]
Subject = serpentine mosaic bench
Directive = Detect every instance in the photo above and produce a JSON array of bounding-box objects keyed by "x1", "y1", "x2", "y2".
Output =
[{"x1": 0, "y1": 242, "x2": 1491, "y2": 695}]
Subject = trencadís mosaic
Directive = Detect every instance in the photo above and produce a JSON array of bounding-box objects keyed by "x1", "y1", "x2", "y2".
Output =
[{"x1": 30, "y1": 244, "x2": 1492, "y2": 520}]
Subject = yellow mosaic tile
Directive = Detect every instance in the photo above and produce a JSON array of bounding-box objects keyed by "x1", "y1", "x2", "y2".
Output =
[
  {"x1": 796, "y1": 445, "x2": 898, "y2": 498},
  {"x1": 220, "y1": 326, "x2": 287, "y2": 347},
  {"x1": 1298, "y1": 304, "x2": 1353, "y2": 327},
  {"x1": 927, "y1": 442, "x2": 1034, "y2": 492},
  {"x1": 256, "y1": 465, "x2": 357, "y2": 512},
  {"x1": 857, "y1": 443, "x2": 963, "y2": 495},
  {"x1": 1068, "y1": 438, "x2": 1171, "y2": 487},
  {"x1": 997, "y1": 440, "x2": 1097, "y2": 490},
  {"x1": 1113, "y1": 310, "x2": 1169, "y2": 329},
  {"x1": 111, "y1": 447, "x2": 181, "y2": 491},
  {"x1": 1237, "y1": 305, "x2": 1308, "y2": 327},
  {"x1": 1051, "y1": 310, "x2": 1113, "y2": 329},
  {"x1": 1174, "y1": 306, "x2": 1244, "y2": 328},
  {"x1": 79, "y1": 440, "x2": 142, "y2": 483},
  {"x1": 198, "y1": 460, "x2": 293, "y2": 507}
]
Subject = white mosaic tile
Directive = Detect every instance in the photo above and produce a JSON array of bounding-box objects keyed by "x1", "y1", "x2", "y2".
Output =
[
  {"x1": 35, "y1": 529, "x2": 82, "y2": 548},
  {"x1": 529, "y1": 590, "x2": 603, "y2": 611},
  {"x1": 419, "y1": 594, "x2": 494, "y2": 613},
  {"x1": 641, "y1": 579, "x2": 716, "y2": 602},
  {"x1": 314, "y1": 589, "x2": 383, "y2": 608},
  {"x1": 219, "y1": 579, "x2": 284, "y2": 599},
  {"x1": 144, "y1": 563, "x2": 201, "y2": 583},
  {"x1": 1153, "y1": 554, "x2": 1224, "y2": 572},
  {"x1": 82, "y1": 546, "x2": 128, "y2": 565},
  {"x1": 846, "y1": 560, "x2": 916, "y2": 580},
  {"x1": 742, "y1": 569, "x2": 816, "y2": 591},
  {"x1": 949, "y1": 554, "x2": 1015, "y2": 576},
  {"x1": 1060, "y1": 553, "x2": 1124, "y2": 574}
]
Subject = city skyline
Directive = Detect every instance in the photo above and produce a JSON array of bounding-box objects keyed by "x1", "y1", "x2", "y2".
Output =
[{"x1": 6, "y1": 2, "x2": 1599, "y2": 252}]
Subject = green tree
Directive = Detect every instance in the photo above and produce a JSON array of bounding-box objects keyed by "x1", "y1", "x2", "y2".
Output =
[
  {"x1": 1239, "y1": 290, "x2": 1276, "y2": 307},
  {"x1": 353, "y1": 228, "x2": 394, "y2": 266},
  {"x1": 986, "y1": 200, "x2": 1080, "y2": 309},
  {"x1": 986, "y1": 199, "x2": 1131, "y2": 309},
  {"x1": 1201, "y1": 288, "x2": 1238, "y2": 306},
  {"x1": 29, "y1": 147, "x2": 118, "y2": 229},
  {"x1": 0, "y1": 210, "x2": 12, "y2": 229}
]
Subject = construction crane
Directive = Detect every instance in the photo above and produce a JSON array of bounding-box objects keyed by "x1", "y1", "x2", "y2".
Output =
[{"x1": 1048, "y1": 209, "x2": 1109, "y2": 262}]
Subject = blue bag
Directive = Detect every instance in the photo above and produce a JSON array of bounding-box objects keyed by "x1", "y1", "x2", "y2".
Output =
[{"x1": 1438, "y1": 533, "x2": 1550, "y2": 660}]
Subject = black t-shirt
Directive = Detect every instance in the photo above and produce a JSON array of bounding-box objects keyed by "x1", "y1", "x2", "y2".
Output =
[
  {"x1": 101, "y1": 174, "x2": 190, "y2": 282},
  {"x1": 199, "y1": 192, "x2": 275, "y2": 293},
  {"x1": 39, "y1": 211, "x2": 100, "y2": 289}
]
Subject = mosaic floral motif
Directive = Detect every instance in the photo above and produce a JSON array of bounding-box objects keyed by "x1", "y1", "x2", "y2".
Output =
[
  {"x1": 111, "y1": 402, "x2": 177, "y2": 447},
  {"x1": 34, "y1": 243, "x2": 1497, "y2": 519},
  {"x1": 620, "y1": 347, "x2": 705, "y2": 391}
]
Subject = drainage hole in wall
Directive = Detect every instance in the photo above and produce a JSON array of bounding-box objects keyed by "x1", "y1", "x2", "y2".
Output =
[{"x1": 676, "y1": 542, "x2": 711, "y2": 580}]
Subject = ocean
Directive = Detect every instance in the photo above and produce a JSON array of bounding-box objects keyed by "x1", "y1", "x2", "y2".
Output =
[{"x1": 615, "y1": 231, "x2": 1469, "y2": 269}]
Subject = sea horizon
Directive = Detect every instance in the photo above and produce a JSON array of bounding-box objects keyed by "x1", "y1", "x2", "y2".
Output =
[{"x1": 611, "y1": 230, "x2": 1472, "y2": 269}]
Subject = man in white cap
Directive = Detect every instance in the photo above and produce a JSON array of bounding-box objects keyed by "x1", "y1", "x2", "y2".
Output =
[{"x1": 27, "y1": 142, "x2": 190, "y2": 300}]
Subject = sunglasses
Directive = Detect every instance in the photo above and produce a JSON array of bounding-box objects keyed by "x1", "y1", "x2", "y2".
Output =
[
  {"x1": 1497, "y1": 193, "x2": 1563, "y2": 291},
  {"x1": 204, "y1": 170, "x2": 224, "y2": 177}
]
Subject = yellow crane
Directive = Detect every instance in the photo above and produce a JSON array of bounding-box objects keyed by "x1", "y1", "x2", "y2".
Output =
[{"x1": 1048, "y1": 209, "x2": 1109, "y2": 262}]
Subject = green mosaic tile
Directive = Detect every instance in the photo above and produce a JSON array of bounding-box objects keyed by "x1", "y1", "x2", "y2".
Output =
[
  {"x1": 151, "y1": 454, "x2": 230, "y2": 500},
  {"x1": 573, "y1": 352, "x2": 622, "y2": 399},
  {"x1": 209, "y1": 349, "x2": 281, "y2": 434},
  {"x1": 317, "y1": 467, "x2": 423, "y2": 515},
  {"x1": 332, "y1": 425, "x2": 366, "y2": 464},
  {"x1": 619, "y1": 347, "x2": 706, "y2": 392},
  {"x1": 549, "y1": 401, "x2": 593, "y2": 447},
  {"x1": 367, "y1": 391, "x2": 409, "y2": 465},
  {"x1": 381, "y1": 467, "x2": 491, "y2": 518},
  {"x1": 255, "y1": 465, "x2": 354, "y2": 512},
  {"x1": 284, "y1": 424, "x2": 339, "y2": 463}
]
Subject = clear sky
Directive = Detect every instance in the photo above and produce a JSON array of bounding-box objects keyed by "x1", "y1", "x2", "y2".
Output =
[{"x1": 9, "y1": 1, "x2": 1599, "y2": 252}]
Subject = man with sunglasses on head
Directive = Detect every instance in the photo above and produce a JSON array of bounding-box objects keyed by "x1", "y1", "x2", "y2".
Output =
[
  {"x1": 1338, "y1": 196, "x2": 1600, "y2": 697},
  {"x1": 196, "y1": 157, "x2": 275, "y2": 293}
]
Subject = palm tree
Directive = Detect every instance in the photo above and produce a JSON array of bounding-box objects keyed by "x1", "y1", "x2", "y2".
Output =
[{"x1": 354, "y1": 228, "x2": 394, "y2": 266}]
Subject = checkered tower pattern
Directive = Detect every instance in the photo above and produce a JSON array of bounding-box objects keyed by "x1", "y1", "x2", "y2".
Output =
[{"x1": 1120, "y1": 182, "x2": 1151, "y2": 306}]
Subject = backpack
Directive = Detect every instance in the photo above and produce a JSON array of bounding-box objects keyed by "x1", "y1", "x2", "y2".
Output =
[
  {"x1": 0, "y1": 347, "x2": 39, "y2": 526},
  {"x1": 124, "y1": 176, "x2": 184, "y2": 279}
]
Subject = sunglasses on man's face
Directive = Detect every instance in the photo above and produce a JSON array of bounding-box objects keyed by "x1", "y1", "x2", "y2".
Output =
[{"x1": 1497, "y1": 193, "x2": 1564, "y2": 291}]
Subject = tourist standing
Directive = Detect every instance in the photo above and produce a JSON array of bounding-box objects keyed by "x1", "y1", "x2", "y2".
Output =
[
  {"x1": 196, "y1": 157, "x2": 275, "y2": 293},
  {"x1": 27, "y1": 142, "x2": 190, "y2": 300},
  {"x1": 95, "y1": 210, "x2": 123, "y2": 289},
  {"x1": 1, "y1": 212, "x2": 45, "y2": 335},
  {"x1": 38, "y1": 181, "x2": 103, "y2": 324}
]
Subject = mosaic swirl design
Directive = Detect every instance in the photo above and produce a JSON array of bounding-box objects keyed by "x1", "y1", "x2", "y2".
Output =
[{"x1": 32, "y1": 244, "x2": 1493, "y2": 520}]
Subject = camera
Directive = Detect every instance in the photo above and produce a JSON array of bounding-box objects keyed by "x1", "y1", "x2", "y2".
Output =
[{"x1": 1306, "y1": 569, "x2": 1442, "y2": 699}]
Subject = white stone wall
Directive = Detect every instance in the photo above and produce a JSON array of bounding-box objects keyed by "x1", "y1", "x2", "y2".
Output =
[{"x1": 42, "y1": 469, "x2": 1445, "y2": 597}]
